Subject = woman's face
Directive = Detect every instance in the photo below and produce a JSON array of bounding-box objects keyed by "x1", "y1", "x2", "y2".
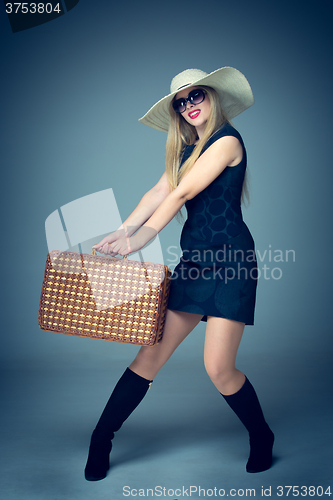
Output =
[{"x1": 174, "y1": 86, "x2": 211, "y2": 136}]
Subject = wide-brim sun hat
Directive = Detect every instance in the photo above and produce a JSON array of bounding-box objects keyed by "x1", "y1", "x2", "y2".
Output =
[{"x1": 139, "y1": 67, "x2": 254, "y2": 133}]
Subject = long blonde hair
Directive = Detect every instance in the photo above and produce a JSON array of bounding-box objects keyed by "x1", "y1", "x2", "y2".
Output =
[{"x1": 165, "y1": 85, "x2": 249, "y2": 211}]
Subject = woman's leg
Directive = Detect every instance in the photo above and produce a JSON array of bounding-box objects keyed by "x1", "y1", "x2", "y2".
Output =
[
  {"x1": 85, "y1": 309, "x2": 202, "y2": 481},
  {"x1": 204, "y1": 316, "x2": 245, "y2": 395},
  {"x1": 129, "y1": 309, "x2": 203, "y2": 379},
  {"x1": 204, "y1": 316, "x2": 274, "y2": 473}
]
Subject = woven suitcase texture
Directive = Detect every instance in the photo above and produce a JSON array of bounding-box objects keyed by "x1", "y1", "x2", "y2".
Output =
[{"x1": 38, "y1": 251, "x2": 171, "y2": 345}]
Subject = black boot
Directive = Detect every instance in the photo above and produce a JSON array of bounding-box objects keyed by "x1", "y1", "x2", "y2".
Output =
[
  {"x1": 221, "y1": 377, "x2": 274, "y2": 473},
  {"x1": 84, "y1": 367, "x2": 152, "y2": 481}
]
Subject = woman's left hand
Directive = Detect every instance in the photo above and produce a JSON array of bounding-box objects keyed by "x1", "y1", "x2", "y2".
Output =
[
  {"x1": 95, "y1": 226, "x2": 156, "y2": 257},
  {"x1": 108, "y1": 233, "x2": 142, "y2": 257}
]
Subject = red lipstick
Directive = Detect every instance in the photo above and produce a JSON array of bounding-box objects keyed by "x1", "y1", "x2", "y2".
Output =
[{"x1": 188, "y1": 109, "x2": 201, "y2": 119}]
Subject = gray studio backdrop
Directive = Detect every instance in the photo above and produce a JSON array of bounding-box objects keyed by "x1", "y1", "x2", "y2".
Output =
[{"x1": 1, "y1": 0, "x2": 332, "y2": 497}]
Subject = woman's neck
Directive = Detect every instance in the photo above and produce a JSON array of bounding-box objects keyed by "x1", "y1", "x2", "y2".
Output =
[{"x1": 195, "y1": 123, "x2": 207, "y2": 140}]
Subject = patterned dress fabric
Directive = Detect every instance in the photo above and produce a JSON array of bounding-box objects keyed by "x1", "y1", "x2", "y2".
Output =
[{"x1": 167, "y1": 123, "x2": 258, "y2": 324}]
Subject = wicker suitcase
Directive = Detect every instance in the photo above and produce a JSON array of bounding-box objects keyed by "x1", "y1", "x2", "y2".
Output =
[{"x1": 38, "y1": 250, "x2": 171, "y2": 345}]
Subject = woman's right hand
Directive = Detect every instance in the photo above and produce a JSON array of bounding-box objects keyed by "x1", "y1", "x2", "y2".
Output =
[{"x1": 92, "y1": 229, "x2": 128, "y2": 257}]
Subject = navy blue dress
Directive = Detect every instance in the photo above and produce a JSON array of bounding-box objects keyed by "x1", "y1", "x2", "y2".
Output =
[{"x1": 167, "y1": 123, "x2": 258, "y2": 325}]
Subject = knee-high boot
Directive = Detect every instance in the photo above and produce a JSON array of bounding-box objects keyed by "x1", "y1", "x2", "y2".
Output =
[
  {"x1": 221, "y1": 377, "x2": 274, "y2": 473},
  {"x1": 84, "y1": 367, "x2": 152, "y2": 481}
]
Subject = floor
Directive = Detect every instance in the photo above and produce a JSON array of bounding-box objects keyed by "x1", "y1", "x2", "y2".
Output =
[{"x1": 1, "y1": 342, "x2": 332, "y2": 500}]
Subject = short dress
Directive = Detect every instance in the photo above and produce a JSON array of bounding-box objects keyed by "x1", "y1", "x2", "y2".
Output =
[{"x1": 167, "y1": 122, "x2": 258, "y2": 325}]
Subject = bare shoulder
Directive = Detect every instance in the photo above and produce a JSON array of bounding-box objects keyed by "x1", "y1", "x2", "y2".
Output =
[{"x1": 205, "y1": 135, "x2": 243, "y2": 167}]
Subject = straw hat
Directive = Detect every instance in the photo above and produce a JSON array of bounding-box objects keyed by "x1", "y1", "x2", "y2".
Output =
[{"x1": 139, "y1": 67, "x2": 254, "y2": 132}]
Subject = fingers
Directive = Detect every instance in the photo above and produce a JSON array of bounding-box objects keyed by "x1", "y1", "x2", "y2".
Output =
[
  {"x1": 92, "y1": 235, "x2": 113, "y2": 250},
  {"x1": 94, "y1": 242, "x2": 128, "y2": 257},
  {"x1": 107, "y1": 242, "x2": 129, "y2": 257},
  {"x1": 101, "y1": 242, "x2": 117, "y2": 256},
  {"x1": 92, "y1": 229, "x2": 127, "y2": 252},
  {"x1": 92, "y1": 230, "x2": 131, "y2": 257},
  {"x1": 92, "y1": 241, "x2": 114, "y2": 256}
]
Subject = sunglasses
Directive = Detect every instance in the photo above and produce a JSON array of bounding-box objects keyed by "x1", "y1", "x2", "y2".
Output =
[{"x1": 172, "y1": 88, "x2": 206, "y2": 114}]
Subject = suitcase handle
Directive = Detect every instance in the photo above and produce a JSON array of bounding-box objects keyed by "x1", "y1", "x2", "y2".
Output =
[{"x1": 91, "y1": 247, "x2": 129, "y2": 260}]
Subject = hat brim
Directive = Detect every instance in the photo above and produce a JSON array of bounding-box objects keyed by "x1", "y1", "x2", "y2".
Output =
[{"x1": 139, "y1": 67, "x2": 254, "y2": 133}]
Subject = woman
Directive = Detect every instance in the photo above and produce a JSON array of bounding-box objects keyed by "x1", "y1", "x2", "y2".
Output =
[{"x1": 84, "y1": 67, "x2": 274, "y2": 481}]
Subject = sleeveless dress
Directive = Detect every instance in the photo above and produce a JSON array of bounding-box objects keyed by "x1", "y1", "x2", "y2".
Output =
[{"x1": 167, "y1": 123, "x2": 258, "y2": 325}]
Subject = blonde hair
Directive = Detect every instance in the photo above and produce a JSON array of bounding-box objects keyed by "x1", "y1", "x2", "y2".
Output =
[{"x1": 165, "y1": 85, "x2": 249, "y2": 215}]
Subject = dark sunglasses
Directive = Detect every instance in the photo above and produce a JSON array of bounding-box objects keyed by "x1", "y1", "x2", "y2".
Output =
[{"x1": 172, "y1": 88, "x2": 206, "y2": 114}]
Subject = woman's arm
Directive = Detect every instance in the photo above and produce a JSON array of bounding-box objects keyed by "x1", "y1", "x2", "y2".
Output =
[
  {"x1": 93, "y1": 171, "x2": 170, "y2": 254},
  {"x1": 119, "y1": 171, "x2": 170, "y2": 236},
  {"x1": 111, "y1": 135, "x2": 242, "y2": 256}
]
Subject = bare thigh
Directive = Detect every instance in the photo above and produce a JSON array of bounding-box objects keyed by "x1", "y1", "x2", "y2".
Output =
[
  {"x1": 204, "y1": 316, "x2": 245, "y2": 395},
  {"x1": 129, "y1": 309, "x2": 203, "y2": 380}
]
